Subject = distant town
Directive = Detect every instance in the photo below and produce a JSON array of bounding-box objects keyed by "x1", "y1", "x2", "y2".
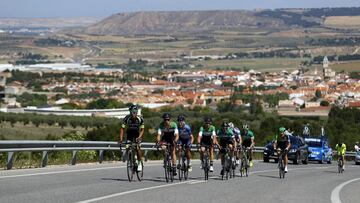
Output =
[{"x1": 1, "y1": 56, "x2": 359, "y2": 118}]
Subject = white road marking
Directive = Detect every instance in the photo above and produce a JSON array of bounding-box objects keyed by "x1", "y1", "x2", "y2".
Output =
[
  {"x1": 76, "y1": 180, "x2": 196, "y2": 203},
  {"x1": 0, "y1": 163, "x2": 162, "y2": 180},
  {"x1": 188, "y1": 180, "x2": 206, "y2": 184},
  {"x1": 331, "y1": 177, "x2": 360, "y2": 203}
]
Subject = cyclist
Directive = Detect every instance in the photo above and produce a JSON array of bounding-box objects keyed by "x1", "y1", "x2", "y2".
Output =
[
  {"x1": 240, "y1": 124, "x2": 255, "y2": 167},
  {"x1": 229, "y1": 122, "x2": 241, "y2": 166},
  {"x1": 156, "y1": 113, "x2": 179, "y2": 176},
  {"x1": 119, "y1": 105, "x2": 144, "y2": 171},
  {"x1": 198, "y1": 117, "x2": 216, "y2": 172},
  {"x1": 177, "y1": 115, "x2": 194, "y2": 172},
  {"x1": 335, "y1": 141, "x2": 347, "y2": 171},
  {"x1": 273, "y1": 127, "x2": 291, "y2": 173},
  {"x1": 354, "y1": 141, "x2": 359, "y2": 152},
  {"x1": 217, "y1": 121, "x2": 236, "y2": 176}
]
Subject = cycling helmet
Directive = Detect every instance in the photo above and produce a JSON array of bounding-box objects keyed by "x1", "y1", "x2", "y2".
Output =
[
  {"x1": 243, "y1": 124, "x2": 249, "y2": 130},
  {"x1": 279, "y1": 127, "x2": 286, "y2": 133},
  {"x1": 129, "y1": 104, "x2": 138, "y2": 112},
  {"x1": 177, "y1": 114, "x2": 185, "y2": 122},
  {"x1": 221, "y1": 121, "x2": 229, "y2": 128},
  {"x1": 204, "y1": 117, "x2": 212, "y2": 124},
  {"x1": 162, "y1": 113, "x2": 171, "y2": 120},
  {"x1": 228, "y1": 122, "x2": 234, "y2": 129}
]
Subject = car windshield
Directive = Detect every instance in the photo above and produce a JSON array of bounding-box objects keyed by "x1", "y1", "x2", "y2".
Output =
[{"x1": 307, "y1": 141, "x2": 322, "y2": 147}]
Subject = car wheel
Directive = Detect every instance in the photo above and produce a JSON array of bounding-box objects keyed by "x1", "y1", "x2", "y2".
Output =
[
  {"x1": 319, "y1": 155, "x2": 325, "y2": 164},
  {"x1": 274, "y1": 158, "x2": 278, "y2": 163},
  {"x1": 356, "y1": 162, "x2": 360, "y2": 165},
  {"x1": 263, "y1": 157, "x2": 269, "y2": 163}
]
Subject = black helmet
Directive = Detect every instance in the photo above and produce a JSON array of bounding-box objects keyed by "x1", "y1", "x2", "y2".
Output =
[
  {"x1": 177, "y1": 114, "x2": 185, "y2": 122},
  {"x1": 129, "y1": 104, "x2": 138, "y2": 112},
  {"x1": 162, "y1": 113, "x2": 171, "y2": 120},
  {"x1": 221, "y1": 121, "x2": 229, "y2": 128},
  {"x1": 204, "y1": 117, "x2": 212, "y2": 124}
]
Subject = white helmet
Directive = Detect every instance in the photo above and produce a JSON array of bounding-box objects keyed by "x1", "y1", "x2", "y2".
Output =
[{"x1": 228, "y1": 122, "x2": 234, "y2": 129}]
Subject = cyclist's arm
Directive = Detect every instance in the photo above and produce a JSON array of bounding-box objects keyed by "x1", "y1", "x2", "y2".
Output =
[
  {"x1": 119, "y1": 128, "x2": 124, "y2": 143},
  {"x1": 156, "y1": 128, "x2": 162, "y2": 142},
  {"x1": 250, "y1": 137, "x2": 255, "y2": 148},
  {"x1": 174, "y1": 128, "x2": 179, "y2": 143},
  {"x1": 139, "y1": 127, "x2": 144, "y2": 140},
  {"x1": 286, "y1": 135, "x2": 291, "y2": 151}
]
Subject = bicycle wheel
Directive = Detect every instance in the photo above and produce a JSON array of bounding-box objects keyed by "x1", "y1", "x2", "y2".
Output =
[
  {"x1": 164, "y1": 158, "x2": 169, "y2": 183},
  {"x1": 136, "y1": 160, "x2": 143, "y2": 181},
  {"x1": 126, "y1": 151, "x2": 134, "y2": 182},
  {"x1": 178, "y1": 152, "x2": 183, "y2": 181},
  {"x1": 168, "y1": 156, "x2": 174, "y2": 182},
  {"x1": 183, "y1": 159, "x2": 188, "y2": 180},
  {"x1": 204, "y1": 153, "x2": 209, "y2": 180}
]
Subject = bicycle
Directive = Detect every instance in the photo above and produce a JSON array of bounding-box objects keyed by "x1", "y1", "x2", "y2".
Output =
[
  {"x1": 221, "y1": 146, "x2": 235, "y2": 180},
  {"x1": 121, "y1": 141, "x2": 143, "y2": 182},
  {"x1": 157, "y1": 142, "x2": 174, "y2": 183},
  {"x1": 277, "y1": 148, "x2": 286, "y2": 179},
  {"x1": 200, "y1": 145, "x2": 211, "y2": 180},
  {"x1": 239, "y1": 146, "x2": 250, "y2": 177},
  {"x1": 177, "y1": 144, "x2": 189, "y2": 181},
  {"x1": 337, "y1": 154, "x2": 344, "y2": 173}
]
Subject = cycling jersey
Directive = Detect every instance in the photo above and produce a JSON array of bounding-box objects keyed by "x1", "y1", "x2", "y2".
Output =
[
  {"x1": 241, "y1": 130, "x2": 254, "y2": 147},
  {"x1": 158, "y1": 121, "x2": 178, "y2": 144},
  {"x1": 199, "y1": 125, "x2": 216, "y2": 146},
  {"x1": 121, "y1": 115, "x2": 144, "y2": 142},
  {"x1": 217, "y1": 128, "x2": 234, "y2": 147},
  {"x1": 335, "y1": 143, "x2": 346, "y2": 156},
  {"x1": 178, "y1": 124, "x2": 192, "y2": 140},
  {"x1": 231, "y1": 127, "x2": 241, "y2": 141},
  {"x1": 178, "y1": 124, "x2": 192, "y2": 147},
  {"x1": 275, "y1": 134, "x2": 290, "y2": 150}
]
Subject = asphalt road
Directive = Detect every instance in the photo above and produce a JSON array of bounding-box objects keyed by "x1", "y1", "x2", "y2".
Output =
[{"x1": 0, "y1": 160, "x2": 359, "y2": 203}]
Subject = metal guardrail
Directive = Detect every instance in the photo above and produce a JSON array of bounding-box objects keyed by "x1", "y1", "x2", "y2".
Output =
[
  {"x1": 1, "y1": 140, "x2": 356, "y2": 170},
  {"x1": 0, "y1": 140, "x2": 265, "y2": 170}
]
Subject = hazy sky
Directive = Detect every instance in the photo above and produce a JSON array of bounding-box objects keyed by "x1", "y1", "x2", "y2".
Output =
[{"x1": 1, "y1": 0, "x2": 360, "y2": 18}]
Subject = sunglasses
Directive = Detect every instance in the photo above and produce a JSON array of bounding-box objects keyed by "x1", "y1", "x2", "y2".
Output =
[{"x1": 164, "y1": 119, "x2": 170, "y2": 121}]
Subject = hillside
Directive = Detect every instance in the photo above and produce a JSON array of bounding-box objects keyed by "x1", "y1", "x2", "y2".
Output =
[
  {"x1": 82, "y1": 10, "x2": 286, "y2": 35},
  {"x1": 82, "y1": 7, "x2": 360, "y2": 36}
]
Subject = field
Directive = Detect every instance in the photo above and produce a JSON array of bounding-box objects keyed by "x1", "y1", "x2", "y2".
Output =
[
  {"x1": 195, "y1": 58, "x2": 305, "y2": 71},
  {"x1": 0, "y1": 122, "x2": 88, "y2": 140},
  {"x1": 324, "y1": 16, "x2": 360, "y2": 28},
  {"x1": 331, "y1": 61, "x2": 360, "y2": 72}
]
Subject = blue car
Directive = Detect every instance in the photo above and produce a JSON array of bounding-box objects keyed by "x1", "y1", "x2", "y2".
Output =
[{"x1": 305, "y1": 137, "x2": 333, "y2": 164}]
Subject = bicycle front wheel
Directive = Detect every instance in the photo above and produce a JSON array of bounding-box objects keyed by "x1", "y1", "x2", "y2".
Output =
[
  {"x1": 127, "y1": 151, "x2": 134, "y2": 182},
  {"x1": 136, "y1": 160, "x2": 143, "y2": 181}
]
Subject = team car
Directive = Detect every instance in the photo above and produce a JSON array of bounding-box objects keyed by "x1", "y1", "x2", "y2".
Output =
[{"x1": 305, "y1": 137, "x2": 333, "y2": 164}]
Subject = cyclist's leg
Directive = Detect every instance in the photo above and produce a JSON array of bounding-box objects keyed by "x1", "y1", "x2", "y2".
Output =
[
  {"x1": 284, "y1": 150, "x2": 288, "y2": 172},
  {"x1": 342, "y1": 155, "x2": 346, "y2": 170},
  {"x1": 185, "y1": 140, "x2": 192, "y2": 166},
  {"x1": 171, "y1": 144, "x2": 177, "y2": 167}
]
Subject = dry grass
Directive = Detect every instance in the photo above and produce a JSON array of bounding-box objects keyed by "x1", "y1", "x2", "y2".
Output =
[
  {"x1": 330, "y1": 61, "x2": 360, "y2": 72},
  {"x1": 325, "y1": 16, "x2": 360, "y2": 28}
]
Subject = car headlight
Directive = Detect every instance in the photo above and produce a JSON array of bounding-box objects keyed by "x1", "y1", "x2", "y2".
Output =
[
  {"x1": 290, "y1": 149, "x2": 297, "y2": 153},
  {"x1": 312, "y1": 151, "x2": 320, "y2": 155},
  {"x1": 264, "y1": 147, "x2": 268, "y2": 151}
]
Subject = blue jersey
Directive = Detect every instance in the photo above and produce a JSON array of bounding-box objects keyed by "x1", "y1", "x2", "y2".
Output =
[{"x1": 178, "y1": 124, "x2": 192, "y2": 139}]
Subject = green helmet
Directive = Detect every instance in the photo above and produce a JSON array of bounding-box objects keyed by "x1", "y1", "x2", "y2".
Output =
[{"x1": 279, "y1": 127, "x2": 286, "y2": 133}]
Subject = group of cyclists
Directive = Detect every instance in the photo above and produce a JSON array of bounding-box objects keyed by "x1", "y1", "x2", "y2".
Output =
[{"x1": 119, "y1": 105, "x2": 351, "y2": 178}]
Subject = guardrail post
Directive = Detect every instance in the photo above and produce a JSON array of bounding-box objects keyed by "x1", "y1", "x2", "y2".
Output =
[
  {"x1": 144, "y1": 150, "x2": 149, "y2": 162},
  {"x1": 41, "y1": 151, "x2": 48, "y2": 168},
  {"x1": 71, "y1": 150, "x2": 77, "y2": 165},
  {"x1": 99, "y1": 150, "x2": 104, "y2": 164},
  {"x1": 7, "y1": 152, "x2": 14, "y2": 170}
]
